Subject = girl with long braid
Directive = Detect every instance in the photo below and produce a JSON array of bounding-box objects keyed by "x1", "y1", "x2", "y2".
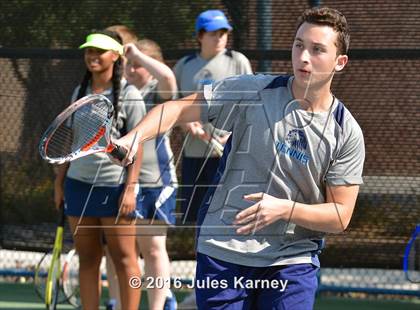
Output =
[{"x1": 53, "y1": 29, "x2": 144, "y2": 310}]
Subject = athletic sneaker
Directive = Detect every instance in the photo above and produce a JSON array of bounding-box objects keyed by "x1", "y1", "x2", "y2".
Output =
[
  {"x1": 178, "y1": 291, "x2": 196, "y2": 309},
  {"x1": 163, "y1": 290, "x2": 178, "y2": 310},
  {"x1": 105, "y1": 298, "x2": 117, "y2": 310}
]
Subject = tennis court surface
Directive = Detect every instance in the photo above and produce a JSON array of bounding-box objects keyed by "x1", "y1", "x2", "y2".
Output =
[{"x1": 0, "y1": 282, "x2": 419, "y2": 309}]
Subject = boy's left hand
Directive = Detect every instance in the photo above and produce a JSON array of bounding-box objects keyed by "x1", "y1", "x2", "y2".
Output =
[{"x1": 234, "y1": 193, "x2": 291, "y2": 235}]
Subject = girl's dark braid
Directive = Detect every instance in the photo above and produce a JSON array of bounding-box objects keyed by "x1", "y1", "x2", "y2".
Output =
[
  {"x1": 100, "y1": 29, "x2": 123, "y2": 123},
  {"x1": 111, "y1": 54, "x2": 122, "y2": 123},
  {"x1": 76, "y1": 70, "x2": 92, "y2": 100}
]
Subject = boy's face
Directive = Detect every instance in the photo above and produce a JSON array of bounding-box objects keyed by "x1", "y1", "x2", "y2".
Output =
[
  {"x1": 292, "y1": 22, "x2": 347, "y2": 89},
  {"x1": 198, "y1": 29, "x2": 228, "y2": 54},
  {"x1": 125, "y1": 59, "x2": 151, "y2": 89}
]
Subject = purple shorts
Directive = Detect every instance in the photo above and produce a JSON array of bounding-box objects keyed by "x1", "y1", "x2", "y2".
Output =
[{"x1": 195, "y1": 252, "x2": 319, "y2": 310}]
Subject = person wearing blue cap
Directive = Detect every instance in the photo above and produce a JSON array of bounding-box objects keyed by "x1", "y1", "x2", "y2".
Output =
[
  {"x1": 195, "y1": 9, "x2": 233, "y2": 34},
  {"x1": 174, "y1": 9, "x2": 252, "y2": 225}
]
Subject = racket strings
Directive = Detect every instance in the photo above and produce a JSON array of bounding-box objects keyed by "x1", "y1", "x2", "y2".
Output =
[
  {"x1": 45, "y1": 101, "x2": 111, "y2": 159},
  {"x1": 62, "y1": 250, "x2": 80, "y2": 307},
  {"x1": 34, "y1": 252, "x2": 68, "y2": 305},
  {"x1": 48, "y1": 114, "x2": 104, "y2": 144},
  {"x1": 407, "y1": 238, "x2": 420, "y2": 282}
]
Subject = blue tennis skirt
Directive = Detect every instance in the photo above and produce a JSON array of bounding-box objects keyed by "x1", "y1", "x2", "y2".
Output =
[
  {"x1": 136, "y1": 186, "x2": 177, "y2": 225},
  {"x1": 64, "y1": 177, "x2": 124, "y2": 217}
]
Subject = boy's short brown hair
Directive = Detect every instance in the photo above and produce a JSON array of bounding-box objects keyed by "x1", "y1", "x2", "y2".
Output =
[
  {"x1": 135, "y1": 39, "x2": 163, "y2": 63},
  {"x1": 296, "y1": 7, "x2": 350, "y2": 55},
  {"x1": 106, "y1": 25, "x2": 138, "y2": 44}
]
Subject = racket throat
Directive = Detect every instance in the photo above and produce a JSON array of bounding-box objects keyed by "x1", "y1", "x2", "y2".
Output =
[{"x1": 81, "y1": 126, "x2": 106, "y2": 151}]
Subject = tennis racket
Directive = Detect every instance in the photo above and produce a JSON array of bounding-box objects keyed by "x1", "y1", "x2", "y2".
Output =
[
  {"x1": 61, "y1": 248, "x2": 81, "y2": 308},
  {"x1": 403, "y1": 224, "x2": 420, "y2": 283},
  {"x1": 45, "y1": 204, "x2": 66, "y2": 309},
  {"x1": 34, "y1": 251, "x2": 68, "y2": 306},
  {"x1": 39, "y1": 94, "x2": 129, "y2": 164},
  {"x1": 207, "y1": 137, "x2": 224, "y2": 157},
  {"x1": 196, "y1": 127, "x2": 224, "y2": 157}
]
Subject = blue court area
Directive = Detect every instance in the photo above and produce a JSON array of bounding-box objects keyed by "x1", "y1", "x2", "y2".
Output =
[
  {"x1": 0, "y1": 282, "x2": 190, "y2": 310},
  {"x1": 1, "y1": 1, "x2": 419, "y2": 310},
  {"x1": 1, "y1": 250, "x2": 419, "y2": 309},
  {"x1": 0, "y1": 282, "x2": 419, "y2": 309}
]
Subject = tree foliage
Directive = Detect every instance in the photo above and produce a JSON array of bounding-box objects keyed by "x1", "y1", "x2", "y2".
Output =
[{"x1": 0, "y1": 0, "x2": 220, "y2": 49}]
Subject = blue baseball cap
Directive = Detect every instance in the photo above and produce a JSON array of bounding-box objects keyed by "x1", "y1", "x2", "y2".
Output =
[{"x1": 195, "y1": 10, "x2": 232, "y2": 34}]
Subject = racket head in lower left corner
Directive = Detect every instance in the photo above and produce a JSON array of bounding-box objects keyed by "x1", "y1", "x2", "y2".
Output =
[
  {"x1": 403, "y1": 224, "x2": 420, "y2": 283},
  {"x1": 62, "y1": 249, "x2": 81, "y2": 307},
  {"x1": 34, "y1": 251, "x2": 68, "y2": 305},
  {"x1": 45, "y1": 205, "x2": 66, "y2": 309},
  {"x1": 45, "y1": 253, "x2": 61, "y2": 309},
  {"x1": 39, "y1": 94, "x2": 114, "y2": 164}
]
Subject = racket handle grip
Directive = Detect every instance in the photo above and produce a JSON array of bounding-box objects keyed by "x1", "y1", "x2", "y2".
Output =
[
  {"x1": 58, "y1": 202, "x2": 65, "y2": 226},
  {"x1": 110, "y1": 144, "x2": 127, "y2": 161},
  {"x1": 110, "y1": 145, "x2": 136, "y2": 164}
]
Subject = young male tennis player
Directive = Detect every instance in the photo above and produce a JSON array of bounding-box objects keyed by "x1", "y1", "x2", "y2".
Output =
[{"x1": 114, "y1": 7, "x2": 365, "y2": 309}]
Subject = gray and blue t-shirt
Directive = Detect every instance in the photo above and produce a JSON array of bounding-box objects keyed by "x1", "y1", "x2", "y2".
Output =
[
  {"x1": 137, "y1": 79, "x2": 178, "y2": 188},
  {"x1": 197, "y1": 74, "x2": 365, "y2": 267},
  {"x1": 67, "y1": 80, "x2": 146, "y2": 186},
  {"x1": 173, "y1": 49, "x2": 253, "y2": 158}
]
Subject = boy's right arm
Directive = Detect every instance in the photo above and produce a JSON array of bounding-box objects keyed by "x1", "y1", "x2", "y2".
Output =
[
  {"x1": 114, "y1": 92, "x2": 204, "y2": 165},
  {"x1": 114, "y1": 74, "x2": 261, "y2": 165}
]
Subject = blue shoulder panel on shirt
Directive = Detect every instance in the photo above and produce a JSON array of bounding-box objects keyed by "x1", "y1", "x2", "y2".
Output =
[
  {"x1": 184, "y1": 53, "x2": 197, "y2": 64},
  {"x1": 333, "y1": 100, "x2": 345, "y2": 129},
  {"x1": 224, "y1": 49, "x2": 233, "y2": 58},
  {"x1": 196, "y1": 135, "x2": 233, "y2": 228},
  {"x1": 263, "y1": 75, "x2": 290, "y2": 89},
  {"x1": 155, "y1": 135, "x2": 172, "y2": 186}
]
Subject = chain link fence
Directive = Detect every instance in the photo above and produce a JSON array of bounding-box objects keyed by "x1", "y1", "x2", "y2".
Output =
[{"x1": 0, "y1": 0, "x2": 419, "y2": 297}]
